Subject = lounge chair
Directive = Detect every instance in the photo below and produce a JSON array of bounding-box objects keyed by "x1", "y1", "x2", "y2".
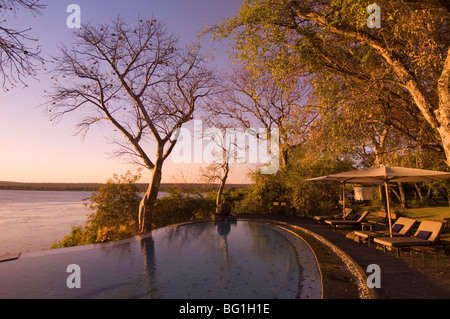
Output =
[
  {"x1": 354, "y1": 217, "x2": 417, "y2": 246},
  {"x1": 325, "y1": 210, "x2": 370, "y2": 229},
  {"x1": 313, "y1": 208, "x2": 353, "y2": 223},
  {"x1": 373, "y1": 220, "x2": 444, "y2": 256}
]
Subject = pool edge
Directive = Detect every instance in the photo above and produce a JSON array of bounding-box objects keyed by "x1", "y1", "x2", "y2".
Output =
[
  {"x1": 244, "y1": 219, "x2": 378, "y2": 299},
  {"x1": 269, "y1": 224, "x2": 324, "y2": 299}
]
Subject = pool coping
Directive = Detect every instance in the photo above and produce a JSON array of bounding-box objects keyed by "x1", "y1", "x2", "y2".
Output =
[
  {"x1": 252, "y1": 219, "x2": 377, "y2": 299},
  {"x1": 262, "y1": 222, "x2": 324, "y2": 299},
  {"x1": 168, "y1": 219, "x2": 374, "y2": 299}
]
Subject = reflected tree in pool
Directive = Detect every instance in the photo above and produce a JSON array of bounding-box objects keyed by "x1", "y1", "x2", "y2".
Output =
[{"x1": 139, "y1": 235, "x2": 160, "y2": 298}]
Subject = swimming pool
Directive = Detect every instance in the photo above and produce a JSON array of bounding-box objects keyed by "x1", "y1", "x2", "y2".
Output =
[{"x1": 0, "y1": 220, "x2": 321, "y2": 299}]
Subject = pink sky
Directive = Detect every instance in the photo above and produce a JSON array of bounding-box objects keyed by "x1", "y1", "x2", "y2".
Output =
[{"x1": 0, "y1": 0, "x2": 258, "y2": 184}]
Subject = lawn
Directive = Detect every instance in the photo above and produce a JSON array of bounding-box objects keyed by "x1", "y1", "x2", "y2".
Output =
[{"x1": 404, "y1": 206, "x2": 450, "y2": 221}]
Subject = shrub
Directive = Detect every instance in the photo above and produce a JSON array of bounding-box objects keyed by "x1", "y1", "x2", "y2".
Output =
[
  {"x1": 51, "y1": 171, "x2": 141, "y2": 248},
  {"x1": 231, "y1": 149, "x2": 353, "y2": 217},
  {"x1": 152, "y1": 187, "x2": 215, "y2": 229}
]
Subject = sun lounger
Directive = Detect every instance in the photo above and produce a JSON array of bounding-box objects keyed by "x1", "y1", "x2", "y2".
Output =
[
  {"x1": 373, "y1": 220, "x2": 444, "y2": 256},
  {"x1": 325, "y1": 210, "x2": 370, "y2": 229},
  {"x1": 313, "y1": 208, "x2": 353, "y2": 223},
  {"x1": 354, "y1": 217, "x2": 417, "y2": 246}
]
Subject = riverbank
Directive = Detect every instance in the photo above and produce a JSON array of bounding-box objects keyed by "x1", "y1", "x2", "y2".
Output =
[{"x1": 0, "y1": 181, "x2": 249, "y2": 192}]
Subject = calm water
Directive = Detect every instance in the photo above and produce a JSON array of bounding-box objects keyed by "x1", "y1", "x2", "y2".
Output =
[
  {"x1": 0, "y1": 190, "x2": 176, "y2": 255},
  {"x1": 0, "y1": 221, "x2": 321, "y2": 299},
  {"x1": 0, "y1": 190, "x2": 92, "y2": 255}
]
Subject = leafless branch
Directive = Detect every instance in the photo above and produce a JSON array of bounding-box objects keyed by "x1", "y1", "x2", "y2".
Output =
[
  {"x1": 44, "y1": 16, "x2": 218, "y2": 171},
  {"x1": 0, "y1": 0, "x2": 46, "y2": 90}
]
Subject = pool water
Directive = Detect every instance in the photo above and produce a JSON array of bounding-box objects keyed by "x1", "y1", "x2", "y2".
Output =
[{"x1": 0, "y1": 221, "x2": 321, "y2": 299}]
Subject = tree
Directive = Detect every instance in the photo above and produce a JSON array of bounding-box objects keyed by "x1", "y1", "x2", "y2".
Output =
[
  {"x1": 211, "y1": 0, "x2": 450, "y2": 166},
  {"x1": 209, "y1": 64, "x2": 314, "y2": 168},
  {"x1": 199, "y1": 126, "x2": 234, "y2": 210},
  {"x1": 308, "y1": 69, "x2": 442, "y2": 165},
  {"x1": 45, "y1": 17, "x2": 217, "y2": 233},
  {"x1": 234, "y1": 146, "x2": 354, "y2": 217},
  {"x1": 0, "y1": 0, "x2": 45, "y2": 90}
]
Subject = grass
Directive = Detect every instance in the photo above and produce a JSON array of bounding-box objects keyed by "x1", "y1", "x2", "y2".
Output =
[{"x1": 403, "y1": 206, "x2": 450, "y2": 221}]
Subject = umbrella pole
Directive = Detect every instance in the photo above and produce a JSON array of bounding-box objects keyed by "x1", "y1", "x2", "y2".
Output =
[
  {"x1": 342, "y1": 182, "x2": 346, "y2": 214},
  {"x1": 384, "y1": 180, "x2": 393, "y2": 238}
]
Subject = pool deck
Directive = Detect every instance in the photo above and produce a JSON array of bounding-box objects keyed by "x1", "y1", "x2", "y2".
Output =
[{"x1": 239, "y1": 214, "x2": 450, "y2": 299}]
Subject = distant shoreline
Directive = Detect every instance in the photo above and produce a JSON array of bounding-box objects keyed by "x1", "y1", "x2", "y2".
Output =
[{"x1": 0, "y1": 181, "x2": 249, "y2": 192}]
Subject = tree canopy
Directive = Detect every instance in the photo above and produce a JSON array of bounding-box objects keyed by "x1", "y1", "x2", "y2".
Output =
[{"x1": 210, "y1": 0, "x2": 450, "y2": 168}]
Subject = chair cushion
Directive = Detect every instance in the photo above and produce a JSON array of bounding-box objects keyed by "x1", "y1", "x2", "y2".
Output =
[
  {"x1": 415, "y1": 230, "x2": 432, "y2": 240},
  {"x1": 392, "y1": 224, "x2": 404, "y2": 233}
]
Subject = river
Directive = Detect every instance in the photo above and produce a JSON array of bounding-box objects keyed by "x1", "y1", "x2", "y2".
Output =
[{"x1": 0, "y1": 190, "x2": 168, "y2": 255}]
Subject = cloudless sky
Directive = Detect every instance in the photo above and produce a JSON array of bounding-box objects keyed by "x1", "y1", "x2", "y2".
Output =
[{"x1": 0, "y1": 0, "x2": 256, "y2": 184}]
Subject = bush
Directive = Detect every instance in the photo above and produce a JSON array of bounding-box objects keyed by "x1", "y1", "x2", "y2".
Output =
[
  {"x1": 231, "y1": 171, "x2": 289, "y2": 215},
  {"x1": 231, "y1": 149, "x2": 353, "y2": 217},
  {"x1": 51, "y1": 171, "x2": 141, "y2": 248},
  {"x1": 152, "y1": 187, "x2": 215, "y2": 229}
]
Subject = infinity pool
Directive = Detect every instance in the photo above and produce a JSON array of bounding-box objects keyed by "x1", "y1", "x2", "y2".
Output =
[{"x1": 0, "y1": 221, "x2": 321, "y2": 299}]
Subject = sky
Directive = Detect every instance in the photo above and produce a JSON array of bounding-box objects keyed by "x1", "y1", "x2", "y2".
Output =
[{"x1": 0, "y1": 0, "x2": 261, "y2": 184}]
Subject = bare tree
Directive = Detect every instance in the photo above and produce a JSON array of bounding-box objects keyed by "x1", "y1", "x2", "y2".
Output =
[
  {"x1": 210, "y1": 65, "x2": 315, "y2": 167},
  {"x1": 199, "y1": 126, "x2": 235, "y2": 209},
  {"x1": 0, "y1": 0, "x2": 45, "y2": 90},
  {"x1": 45, "y1": 17, "x2": 217, "y2": 233}
]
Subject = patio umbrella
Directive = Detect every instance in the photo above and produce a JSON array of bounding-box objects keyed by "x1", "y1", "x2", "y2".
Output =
[{"x1": 324, "y1": 165, "x2": 450, "y2": 237}]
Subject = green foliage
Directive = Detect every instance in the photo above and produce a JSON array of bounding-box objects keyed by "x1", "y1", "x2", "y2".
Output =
[
  {"x1": 212, "y1": 0, "x2": 450, "y2": 168},
  {"x1": 51, "y1": 171, "x2": 141, "y2": 248},
  {"x1": 152, "y1": 187, "x2": 215, "y2": 229},
  {"x1": 285, "y1": 157, "x2": 351, "y2": 217},
  {"x1": 233, "y1": 148, "x2": 354, "y2": 217},
  {"x1": 233, "y1": 171, "x2": 289, "y2": 215}
]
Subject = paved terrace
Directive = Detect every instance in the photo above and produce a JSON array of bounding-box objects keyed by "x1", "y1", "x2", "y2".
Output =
[{"x1": 239, "y1": 214, "x2": 450, "y2": 299}]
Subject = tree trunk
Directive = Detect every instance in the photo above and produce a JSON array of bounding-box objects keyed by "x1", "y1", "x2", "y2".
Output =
[
  {"x1": 436, "y1": 48, "x2": 450, "y2": 166},
  {"x1": 445, "y1": 189, "x2": 450, "y2": 207},
  {"x1": 215, "y1": 163, "x2": 229, "y2": 210},
  {"x1": 138, "y1": 159, "x2": 163, "y2": 233},
  {"x1": 398, "y1": 182, "x2": 409, "y2": 209},
  {"x1": 379, "y1": 185, "x2": 387, "y2": 212},
  {"x1": 413, "y1": 182, "x2": 432, "y2": 205}
]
